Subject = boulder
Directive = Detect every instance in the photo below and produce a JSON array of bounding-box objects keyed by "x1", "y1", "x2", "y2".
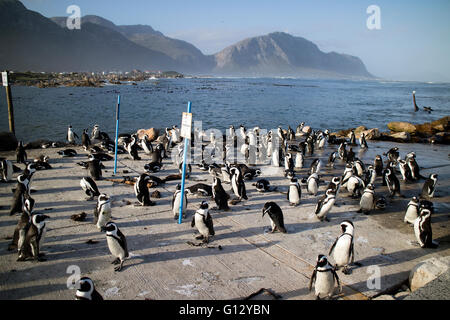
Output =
[
  {"x1": 0, "y1": 132, "x2": 18, "y2": 151},
  {"x1": 359, "y1": 128, "x2": 380, "y2": 140},
  {"x1": 432, "y1": 132, "x2": 450, "y2": 145},
  {"x1": 415, "y1": 123, "x2": 433, "y2": 136},
  {"x1": 353, "y1": 126, "x2": 367, "y2": 137},
  {"x1": 387, "y1": 122, "x2": 417, "y2": 133},
  {"x1": 390, "y1": 131, "x2": 411, "y2": 142},
  {"x1": 431, "y1": 116, "x2": 450, "y2": 132},
  {"x1": 394, "y1": 291, "x2": 410, "y2": 300},
  {"x1": 335, "y1": 128, "x2": 352, "y2": 137},
  {"x1": 373, "y1": 294, "x2": 395, "y2": 300},
  {"x1": 302, "y1": 126, "x2": 312, "y2": 134},
  {"x1": 137, "y1": 128, "x2": 159, "y2": 141},
  {"x1": 409, "y1": 256, "x2": 450, "y2": 292}
]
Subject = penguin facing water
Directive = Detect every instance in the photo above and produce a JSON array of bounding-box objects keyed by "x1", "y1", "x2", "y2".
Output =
[
  {"x1": 81, "y1": 129, "x2": 91, "y2": 151},
  {"x1": 414, "y1": 201, "x2": 438, "y2": 248},
  {"x1": 309, "y1": 254, "x2": 342, "y2": 300},
  {"x1": 421, "y1": 174, "x2": 438, "y2": 199},
  {"x1": 329, "y1": 221, "x2": 355, "y2": 274},
  {"x1": 101, "y1": 222, "x2": 129, "y2": 271},
  {"x1": 67, "y1": 125, "x2": 79, "y2": 144},
  {"x1": 212, "y1": 177, "x2": 230, "y2": 211},
  {"x1": 16, "y1": 141, "x2": 27, "y2": 164},
  {"x1": 262, "y1": 201, "x2": 287, "y2": 233}
]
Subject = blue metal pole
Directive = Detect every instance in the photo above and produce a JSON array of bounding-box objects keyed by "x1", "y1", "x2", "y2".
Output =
[
  {"x1": 178, "y1": 101, "x2": 192, "y2": 224},
  {"x1": 113, "y1": 95, "x2": 121, "y2": 175}
]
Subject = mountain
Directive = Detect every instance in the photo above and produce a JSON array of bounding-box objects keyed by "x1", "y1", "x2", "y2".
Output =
[
  {"x1": 213, "y1": 32, "x2": 373, "y2": 78},
  {"x1": 0, "y1": 0, "x2": 176, "y2": 72},
  {"x1": 51, "y1": 15, "x2": 215, "y2": 73}
]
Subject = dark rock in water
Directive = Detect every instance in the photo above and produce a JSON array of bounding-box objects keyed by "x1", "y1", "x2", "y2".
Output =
[
  {"x1": 430, "y1": 132, "x2": 450, "y2": 145},
  {"x1": 0, "y1": 132, "x2": 17, "y2": 151}
]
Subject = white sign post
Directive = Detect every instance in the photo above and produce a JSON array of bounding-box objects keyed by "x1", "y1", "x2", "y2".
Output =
[
  {"x1": 178, "y1": 103, "x2": 192, "y2": 224},
  {"x1": 2, "y1": 71, "x2": 8, "y2": 87},
  {"x1": 180, "y1": 112, "x2": 192, "y2": 139}
]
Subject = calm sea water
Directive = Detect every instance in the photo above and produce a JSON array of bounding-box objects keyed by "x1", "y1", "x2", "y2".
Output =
[{"x1": 0, "y1": 78, "x2": 449, "y2": 142}]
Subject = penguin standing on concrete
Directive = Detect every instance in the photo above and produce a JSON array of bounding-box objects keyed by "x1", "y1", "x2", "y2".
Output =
[
  {"x1": 349, "y1": 130, "x2": 357, "y2": 146},
  {"x1": 16, "y1": 141, "x2": 27, "y2": 164},
  {"x1": 191, "y1": 201, "x2": 215, "y2": 243},
  {"x1": 327, "y1": 177, "x2": 341, "y2": 196},
  {"x1": 314, "y1": 189, "x2": 336, "y2": 222},
  {"x1": 294, "y1": 152, "x2": 304, "y2": 169},
  {"x1": 262, "y1": 201, "x2": 287, "y2": 233},
  {"x1": 0, "y1": 158, "x2": 13, "y2": 182},
  {"x1": 309, "y1": 158, "x2": 322, "y2": 175},
  {"x1": 134, "y1": 174, "x2": 155, "y2": 206},
  {"x1": 309, "y1": 254, "x2": 342, "y2": 300},
  {"x1": 329, "y1": 221, "x2": 355, "y2": 274},
  {"x1": 287, "y1": 177, "x2": 301, "y2": 206},
  {"x1": 87, "y1": 158, "x2": 103, "y2": 181},
  {"x1": 398, "y1": 160, "x2": 413, "y2": 182},
  {"x1": 385, "y1": 147, "x2": 400, "y2": 164},
  {"x1": 384, "y1": 167, "x2": 403, "y2": 198},
  {"x1": 404, "y1": 196, "x2": 419, "y2": 224},
  {"x1": 414, "y1": 201, "x2": 438, "y2": 248},
  {"x1": 212, "y1": 177, "x2": 230, "y2": 211},
  {"x1": 8, "y1": 195, "x2": 34, "y2": 253},
  {"x1": 9, "y1": 174, "x2": 30, "y2": 216},
  {"x1": 421, "y1": 174, "x2": 438, "y2": 199},
  {"x1": 230, "y1": 167, "x2": 248, "y2": 200},
  {"x1": 374, "y1": 155, "x2": 383, "y2": 177},
  {"x1": 307, "y1": 172, "x2": 319, "y2": 196},
  {"x1": 80, "y1": 177, "x2": 100, "y2": 200},
  {"x1": 101, "y1": 222, "x2": 129, "y2": 271},
  {"x1": 75, "y1": 277, "x2": 104, "y2": 300},
  {"x1": 125, "y1": 134, "x2": 141, "y2": 160},
  {"x1": 18, "y1": 213, "x2": 50, "y2": 262},
  {"x1": 67, "y1": 125, "x2": 79, "y2": 144},
  {"x1": 358, "y1": 184, "x2": 375, "y2": 214},
  {"x1": 94, "y1": 194, "x2": 111, "y2": 229},
  {"x1": 171, "y1": 184, "x2": 188, "y2": 220},
  {"x1": 81, "y1": 129, "x2": 91, "y2": 151},
  {"x1": 327, "y1": 152, "x2": 337, "y2": 169}
]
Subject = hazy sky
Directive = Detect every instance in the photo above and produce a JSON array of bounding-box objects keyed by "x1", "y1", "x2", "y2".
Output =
[{"x1": 22, "y1": 0, "x2": 450, "y2": 82}]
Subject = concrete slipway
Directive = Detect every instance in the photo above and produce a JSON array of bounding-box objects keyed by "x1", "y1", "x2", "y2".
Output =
[{"x1": 0, "y1": 139, "x2": 449, "y2": 300}]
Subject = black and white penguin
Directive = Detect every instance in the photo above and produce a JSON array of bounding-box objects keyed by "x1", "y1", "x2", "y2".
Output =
[
  {"x1": 230, "y1": 167, "x2": 248, "y2": 200},
  {"x1": 327, "y1": 152, "x2": 337, "y2": 169},
  {"x1": 221, "y1": 162, "x2": 231, "y2": 184},
  {"x1": 191, "y1": 201, "x2": 215, "y2": 243},
  {"x1": 309, "y1": 158, "x2": 322, "y2": 175},
  {"x1": 144, "y1": 161, "x2": 163, "y2": 173},
  {"x1": 150, "y1": 143, "x2": 163, "y2": 164},
  {"x1": 294, "y1": 152, "x2": 304, "y2": 169},
  {"x1": 287, "y1": 177, "x2": 301, "y2": 206},
  {"x1": 0, "y1": 158, "x2": 13, "y2": 182},
  {"x1": 80, "y1": 177, "x2": 100, "y2": 200},
  {"x1": 349, "y1": 130, "x2": 357, "y2": 146},
  {"x1": 284, "y1": 153, "x2": 294, "y2": 172},
  {"x1": 16, "y1": 141, "x2": 27, "y2": 164},
  {"x1": 58, "y1": 149, "x2": 77, "y2": 157},
  {"x1": 87, "y1": 158, "x2": 103, "y2": 181},
  {"x1": 329, "y1": 221, "x2": 355, "y2": 274},
  {"x1": 134, "y1": 174, "x2": 155, "y2": 206},
  {"x1": 385, "y1": 147, "x2": 400, "y2": 164},
  {"x1": 346, "y1": 148, "x2": 356, "y2": 163},
  {"x1": 139, "y1": 134, "x2": 154, "y2": 155},
  {"x1": 398, "y1": 159, "x2": 413, "y2": 182},
  {"x1": 315, "y1": 189, "x2": 336, "y2": 222},
  {"x1": 338, "y1": 142, "x2": 347, "y2": 160},
  {"x1": 308, "y1": 254, "x2": 342, "y2": 300},
  {"x1": 101, "y1": 222, "x2": 129, "y2": 271},
  {"x1": 17, "y1": 213, "x2": 50, "y2": 262},
  {"x1": 67, "y1": 125, "x2": 79, "y2": 144},
  {"x1": 125, "y1": 134, "x2": 141, "y2": 160},
  {"x1": 171, "y1": 184, "x2": 188, "y2": 219},
  {"x1": 384, "y1": 167, "x2": 403, "y2": 198},
  {"x1": 407, "y1": 156, "x2": 425, "y2": 180},
  {"x1": 9, "y1": 195, "x2": 34, "y2": 253},
  {"x1": 352, "y1": 159, "x2": 366, "y2": 177},
  {"x1": 89, "y1": 152, "x2": 113, "y2": 162},
  {"x1": 94, "y1": 193, "x2": 111, "y2": 229},
  {"x1": 33, "y1": 155, "x2": 52, "y2": 170},
  {"x1": 9, "y1": 174, "x2": 30, "y2": 216},
  {"x1": 374, "y1": 155, "x2": 383, "y2": 177},
  {"x1": 212, "y1": 177, "x2": 230, "y2": 211},
  {"x1": 346, "y1": 175, "x2": 365, "y2": 198},
  {"x1": 185, "y1": 183, "x2": 213, "y2": 197},
  {"x1": 404, "y1": 196, "x2": 420, "y2": 224},
  {"x1": 341, "y1": 163, "x2": 354, "y2": 188},
  {"x1": 307, "y1": 172, "x2": 319, "y2": 196},
  {"x1": 327, "y1": 177, "x2": 341, "y2": 196},
  {"x1": 81, "y1": 129, "x2": 91, "y2": 151},
  {"x1": 359, "y1": 132, "x2": 368, "y2": 149},
  {"x1": 414, "y1": 203, "x2": 438, "y2": 248},
  {"x1": 75, "y1": 277, "x2": 104, "y2": 300},
  {"x1": 358, "y1": 184, "x2": 375, "y2": 214},
  {"x1": 306, "y1": 136, "x2": 315, "y2": 155},
  {"x1": 254, "y1": 179, "x2": 277, "y2": 192},
  {"x1": 262, "y1": 201, "x2": 287, "y2": 233},
  {"x1": 421, "y1": 174, "x2": 438, "y2": 199}
]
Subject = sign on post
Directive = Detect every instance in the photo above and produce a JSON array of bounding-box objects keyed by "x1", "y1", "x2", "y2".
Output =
[
  {"x1": 2, "y1": 71, "x2": 8, "y2": 87},
  {"x1": 180, "y1": 112, "x2": 192, "y2": 139}
]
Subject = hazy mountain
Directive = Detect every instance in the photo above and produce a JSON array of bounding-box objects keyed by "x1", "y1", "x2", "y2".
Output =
[{"x1": 213, "y1": 32, "x2": 373, "y2": 78}]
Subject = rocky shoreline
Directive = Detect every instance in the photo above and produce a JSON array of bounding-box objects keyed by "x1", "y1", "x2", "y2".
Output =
[{"x1": 331, "y1": 116, "x2": 450, "y2": 145}]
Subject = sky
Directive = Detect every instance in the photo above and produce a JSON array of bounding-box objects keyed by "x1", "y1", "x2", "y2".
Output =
[{"x1": 21, "y1": 0, "x2": 450, "y2": 82}]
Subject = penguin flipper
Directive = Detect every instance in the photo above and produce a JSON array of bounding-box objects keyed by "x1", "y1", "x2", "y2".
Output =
[
  {"x1": 117, "y1": 229, "x2": 129, "y2": 258},
  {"x1": 328, "y1": 237, "x2": 339, "y2": 256},
  {"x1": 191, "y1": 216, "x2": 195, "y2": 228},
  {"x1": 332, "y1": 269, "x2": 342, "y2": 293},
  {"x1": 350, "y1": 242, "x2": 355, "y2": 264},
  {"x1": 308, "y1": 269, "x2": 317, "y2": 292}
]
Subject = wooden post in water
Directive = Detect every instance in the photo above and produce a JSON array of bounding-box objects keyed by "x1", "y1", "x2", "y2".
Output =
[{"x1": 2, "y1": 71, "x2": 15, "y2": 134}]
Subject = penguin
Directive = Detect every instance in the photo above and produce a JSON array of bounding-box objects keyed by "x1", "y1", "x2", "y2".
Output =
[
  {"x1": 271, "y1": 148, "x2": 280, "y2": 167},
  {"x1": 221, "y1": 162, "x2": 231, "y2": 184},
  {"x1": 421, "y1": 174, "x2": 438, "y2": 199},
  {"x1": 364, "y1": 165, "x2": 376, "y2": 186},
  {"x1": 33, "y1": 155, "x2": 52, "y2": 170},
  {"x1": 144, "y1": 161, "x2": 163, "y2": 173},
  {"x1": 230, "y1": 167, "x2": 248, "y2": 200},
  {"x1": 327, "y1": 151, "x2": 337, "y2": 169},
  {"x1": 317, "y1": 133, "x2": 326, "y2": 149},
  {"x1": 75, "y1": 277, "x2": 104, "y2": 300},
  {"x1": 212, "y1": 177, "x2": 230, "y2": 211},
  {"x1": 58, "y1": 149, "x2": 77, "y2": 157},
  {"x1": 16, "y1": 141, "x2": 27, "y2": 164},
  {"x1": 81, "y1": 129, "x2": 91, "y2": 151},
  {"x1": 17, "y1": 213, "x2": 50, "y2": 261},
  {"x1": 349, "y1": 130, "x2": 357, "y2": 146},
  {"x1": 262, "y1": 201, "x2": 287, "y2": 233},
  {"x1": 407, "y1": 157, "x2": 425, "y2": 181},
  {"x1": 384, "y1": 167, "x2": 403, "y2": 198},
  {"x1": 308, "y1": 254, "x2": 342, "y2": 300},
  {"x1": 346, "y1": 148, "x2": 355, "y2": 163},
  {"x1": 208, "y1": 164, "x2": 222, "y2": 179},
  {"x1": 254, "y1": 179, "x2": 277, "y2": 192},
  {"x1": 307, "y1": 172, "x2": 319, "y2": 196},
  {"x1": 139, "y1": 134, "x2": 154, "y2": 154},
  {"x1": 341, "y1": 164, "x2": 354, "y2": 188},
  {"x1": 101, "y1": 222, "x2": 129, "y2": 271},
  {"x1": 374, "y1": 155, "x2": 383, "y2": 177},
  {"x1": 309, "y1": 158, "x2": 321, "y2": 175},
  {"x1": 80, "y1": 177, "x2": 100, "y2": 200},
  {"x1": 9, "y1": 174, "x2": 30, "y2": 216},
  {"x1": 287, "y1": 126, "x2": 295, "y2": 141},
  {"x1": 125, "y1": 134, "x2": 141, "y2": 160},
  {"x1": 359, "y1": 132, "x2": 368, "y2": 149},
  {"x1": 287, "y1": 177, "x2": 301, "y2": 206},
  {"x1": 375, "y1": 195, "x2": 387, "y2": 210},
  {"x1": 284, "y1": 153, "x2": 294, "y2": 172},
  {"x1": 134, "y1": 174, "x2": 155, "y2": 206},
  {"x1": 294, "y1": 152, "x2": 304, "y2": 169},
  {"x1": 358, "y1": 184, "x2": 375, "y2": 214},
  {"x1": 67, "y1": 125, "x2": 79, "y2": 144},
  {"x1": 150, "y1": 143, "x2": 163, "y2": 164},
  {"x1": 94, "y1": 194, "x2": 111, "y2": 229},
  {"x1": 191, "y1": 201, "x2": 215, "y2": 243},
  {"x1": 241, "y1": 167, "x2": 261, "y2": 180},
  {"x1": 306, "y1": 136, "x2": 315, "y2": 155},
  {"x1": 296, "y1": 122, "x2": 305, "y2": 134},
  {"x1": 91, "y1": 125, "x2": 101, "y2": 140},
  {"x1": 89, "y1": 152, "x2": 113, "y2": 161},
  {"x1": 338, "y1": 142, "x2": 347, "y2": 160},
  {"x1": 329, "y1": 221, "x2": 355, "y2": 274},
  {"x1": 0, "y1": 158, "x2": 13, "y2": 182},
  {"x1": 314, "y1": 189, "x2": 336, "y2": 222},
  {"x1": 185, "y1": 183, "x2": 213, "y2": 197},
  {"x1": 9, "y1": 195, "x2": 34, "y2": 253},
  {"x1": 87, "y1": 158, "x2": 103, "y2": 181},
  {"x1": 172, "y1": 184, "x2": 188, "y2": 219},
  {"x1": 327, "y1": 177, "x2": 341, "y2": 196},
  {"x1": 352, "y1": 159, "x2": 366, "y2": 177},
  {"x1": 229, "y1": 125, "x2": 236, "y2": 141},
  {"x1": 414, "y1": 204, "x2": 438, "y2": 248},
  {"x1": 346, "y1": 175, "x2": 365, "y2": 198},
  {"x1": 385, "y1": 147, "x2": 400, "y2": 164},
  {"x1": 398, "y1": 160, "x2": 413, "y2": 182},
  {"x1": 404, "y1": 196, "x2": 419, "y2": 224}
]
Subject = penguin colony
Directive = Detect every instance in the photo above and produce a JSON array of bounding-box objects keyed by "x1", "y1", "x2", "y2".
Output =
[{"x1": 0, "y1": 121, "x2": 443, "y2": 301}]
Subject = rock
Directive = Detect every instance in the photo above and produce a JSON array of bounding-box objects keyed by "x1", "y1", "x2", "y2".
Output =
[
  {"x1": 431, "y1": 116, "x2": 450, "y2": 132},
  {"x1": 335, "y1": 128, "x2": 352, "y2": 137},
  {"x1": 373, "y1": 294, "x2": 395, "y2": 300},
  {"x1": 353, "y1": 126, "x2": 367, "y2": 137},
  {"x1": 390, "y1": 131, "x2": 411, "y2": 142},
  {"x1": 302, "y1": 126, "x2": 312, "y2": 134},
  {"x1": 387, "y1": 122, "x2": 417, "y2": 133},
  {"x1": 415, "y1": 122, "x2": 433, "y2": 136},
  {"x1": 359, "y1": 128, "x2": 380, "y2": 140},
  {"x1": 409, "y1": 256, "x2": 450, "y2": 292},
  {"x1": 431, "y1": 132, "x2": 450, "y2": 145},
  {"x1": 0, "y1": 132, "x2": 18, "y2": 151},
  {"x1": 394, "y1": 291, "x2": 410, "y2": 300},
  {"x1": 137, "y1": 128, "x2": 159, "y2": 141}
]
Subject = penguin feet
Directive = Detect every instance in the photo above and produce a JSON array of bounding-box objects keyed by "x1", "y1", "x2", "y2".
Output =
[
  {"x1": 195, "y1": 235, "x2": 205, "y2": 240},
  {"x1": 356, "y1": 208, "x2": 362, "y2": 213},
  {"x1": 35, "y1": 256, "x2": 47, "y2": 262},
  {"x1": 342, "y1": 266, "x2": 351, "y2": 275},
  {"x1": 114, "y1": 261, "x2": 124, "y2": 272},
  {"x1": 111, "y1": 258, "x2": 120, "y2": 265}
]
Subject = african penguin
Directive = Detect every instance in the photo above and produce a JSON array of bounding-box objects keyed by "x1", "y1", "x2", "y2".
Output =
[
  {"x1": 262, "y1": 201, "x2": 287, "y2": 233},
  {"x1": 172, "y1": 184, "x2": 188, "y2": 219},
  {"x1": 374, "y1": 155, "x2": 383, "y2": 176},
  {"x1": 404, "y1": 196, "x2": 419, "y2": 224},
  {"x1": 0, "y1": 159, "x2": 13, "y2": 182},
  {"x1": 308, "y1": 254, "x2": 342, "y2": 300},
  {"x1": 16, "y1": 141, "x2": 27, "y2": 164},
  {"x1": 230, "y1": 167, "x2": 248, "y2": 200},
  {"x1": 191, "y1": 201, "x2": 215, "y2": 243},
  {"x1": 212, "y1": 177, "x2": 230, "y2": 211},
  {"x1": 329, "y1": 221, "x2": 355, "y2": 274},
  {"x1": 414, "y1": 203, "x2": 438, "y2": 248},
  {"x1": 384, "y1": 167, "x2": 403, "y2": 198},
  {"x1": 309, "y1": 158, "x2": 322, "y2": 175},
  {"x1": 9, "y1": 174, "x2": 30, "y2": 216},
  {"x1": 67, "y1": 125, "x2": 79, "y2": 144},
  {"x1": 75, "y1": 277, "x2": 104, "y2": 300},
  {"x1": 94, "y1": 194, "x2": 112, "y2": 229},
  {"x1": 17, "y1": 213, "x2": 50, "y2": 262},
  {"x1": 358, "y1": 184, "x2": 375, "y2": 214},
  {"x1": 134, "y1": 174, "x2": 155, "y2": 206},
  {"x1": 185, "y1": 183, "x2": 213, "y2": 197},
  {"x1": 101, "y1": 222, "x2": 129, "y2": 271},
  {"x1": 58, "y1": 149, "x2": 77, "y2": 157},
  {"x1": 9, "y1": 195, "x2": 34, "y2": 253},
  {"x1": 287, "y1": 177, "x2": 301, "y2": 206},
  {"x1": 421, "y1": 174, "x2": 438, "y2": 199},
  {"x1": 307, "y1": 172, "x2": 319, "y2": 196},
  {"x1": 81, "y1": 129, "x2": 91, "y2": 150},
  {"x1": 359, "y1": 132, "x2": 368, "y2": 149},
  {"x1": 294, "y1": 152, "x2": 304, "y2": 169},
  {"x1": 314, "y1": 189, "x2": 336, "y2": 222},
  {"x1": 80, "y1": 176, "x2": 100, "y2": 200}
]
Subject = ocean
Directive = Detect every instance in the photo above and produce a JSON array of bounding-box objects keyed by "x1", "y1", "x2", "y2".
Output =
[{"x1": 0, "y1": 78, "x2": 449, "y2": 142}]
